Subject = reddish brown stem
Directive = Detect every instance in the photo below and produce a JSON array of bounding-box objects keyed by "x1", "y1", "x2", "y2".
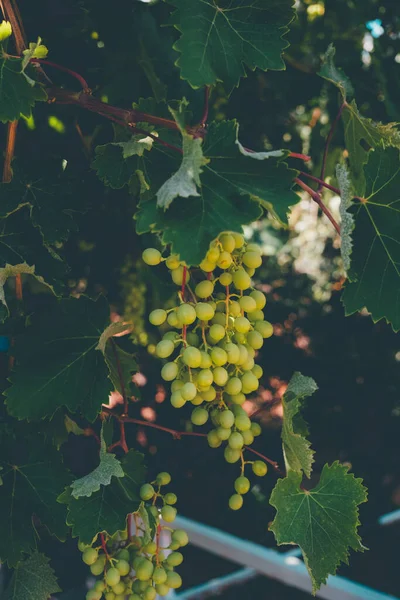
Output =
[
  {"x1": 111, "y1": 339, "x2": 128, "y2": 414},
  {"x1": 100, "y1": 533, "x2": 111, "y2": 561},
  {"x1": 289, "y1": 152, "x2": 311, "y2": 162},
  {"x1": 83, "y1": 427, "x2": 101, "y2": 446},
  {"x1": 2, "y1": 120, "x2": 18, "y2": 183},
  {"x1": 299, "y1": 171, "x2": 340, "y2": 195},
  {"x1": 245, "y1": 446, "x2": 284, "y2": 476},
  {"x1": 295, "y1": 177, "x2": 340, "y2": 234},
  {"x1": 317, "y1": 102, "x2": 345, "y2": 193},
  {"x1": 31, "y1": 58, "x2": 90, "y2": 91}
]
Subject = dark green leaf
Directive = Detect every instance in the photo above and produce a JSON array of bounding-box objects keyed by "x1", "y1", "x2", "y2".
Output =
[
  {"x1": 0, "y1": 54, "x2": 46, "y2": 123},
  {"x1": 317, "y1": 44, "x2": 353, "y2": 101},
  {"x1": 3, "y1": 552, "x2": 60, "y2": 600},
  {"x1": 96, "y1": 322, "x2": 139, "y2": 396},
  {"x1": 92, "y1": 144, "x2": 137, "y2": 189}
]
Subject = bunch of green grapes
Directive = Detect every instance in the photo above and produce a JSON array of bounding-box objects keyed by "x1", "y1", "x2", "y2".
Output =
[
  {"x1": 81, "y1": 472, "x2": 187, "y2": 600},
  {"x1": 143, "y1": 232, "x2": 273, "y2": 509}
]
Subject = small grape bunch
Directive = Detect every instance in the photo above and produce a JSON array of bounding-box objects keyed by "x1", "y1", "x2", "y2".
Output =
[
  {"x1": 142, "y1": 232, "x2": 272, "y2": 507},
  {"x1": 80, "y1": 472, "x2": 187, "y2": 599}
]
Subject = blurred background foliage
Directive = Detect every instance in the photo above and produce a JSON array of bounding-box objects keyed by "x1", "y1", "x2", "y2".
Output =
[{"x1": 2, "y1": 0, "x2": 400, "y2": 597}]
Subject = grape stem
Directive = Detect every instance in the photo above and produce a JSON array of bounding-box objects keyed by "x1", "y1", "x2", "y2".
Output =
[
  {"x1": 288, "y1": 152, "x2": 311, "y2": 162},
  {"x1": 100, "y1": 533, "x2": 111, "y2": 562},
  {"x1": 31, "y1": 58, "x2": 90, "y2": 91},
  {"x1": 294, "y1": 178, "x2": 341, "y2": 234},
  {"x1": 298, "y1": 171, "x2": 340, "y2": 195}
]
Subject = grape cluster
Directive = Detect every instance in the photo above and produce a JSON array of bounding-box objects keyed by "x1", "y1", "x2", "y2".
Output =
[
  {"x1": 143, "y1": 232, "x2": 273, "y2": 509},
  {"x1": 81, "y1": 472, "x2": 187, "y2": 600}
]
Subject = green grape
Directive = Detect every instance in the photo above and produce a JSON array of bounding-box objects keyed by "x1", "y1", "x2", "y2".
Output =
[
  {"x1": 164, "y1": 492, "x2": 177, "y2": 505},
  {"x1": 210, "y1": 346, "x2": 227, "y2": 366},
  {"x1": 219, "y1": 409, "x2": 235, "y2": 428},
  {"x1": 195, "y1": 302, "x2": 215, "y2": 321},
  {"x1": 149, "y1": 309, "x2": 167, "y2": 326},
  {"x1": 216, "y1": 426, "x2": 231, "y2": 441},
  {"x1": 166, "y1": 254, "x2": 181, "y2": 269},
  {"x1": 161, "y1": 362, "x2": 178, "y2": 381},
  {"x1": 232, "y1": 232, "x2": 244, "y2": 248},
  {"x1": 242, "y1": 251, "x2": 262, "y2": 269},
  {"x1": 143, "y1": 587, "x2": 157, "y2": 600},
  {"x1": 191, "y1": 407, "x2": 208, "y2": 425},
  {"x1": 211, "y1": 312, "x2": 226, "y2": 327},
  {"x1": 140, "y1": 483, "x2": 155, "y2": 501},
  {"x1": 250, "y1": 290, "x2": 266, "y2": 310},
  {"x1": 252, "y1": 364, "x2": 263, "y2": 379},
  {"x1": 219, "y1": 272, "x2": 233, "y2": 286},
  {"x1": 246, "y1": 330, "x2": 263, "y2": 350},
  {"x1": 239, "y1": 296, "x2": 257, "y2": 313},
  {"x1": 200, "y1": 259, "x2": 217, "y2": 272},
  {"x1": 201, "y1": 386, "x2": 216, "y2": 402},
  {"x1": 153, "y1": 566, "x2": 168, "y2": 584},
  {"x1": 171, "y1": 391, "x2": 186, "y2": 408},
  {"x1": 231, "y1": 392, "x2": 246, "y2": 405},
  {"x1": 136, "y1": 558, "x2": 154, "y2": 581},
  {"x1": 113, "y1": 582, "x2": 126, "y2": 595},
  {"x1": 105, "y1": 567, "x2": 121, "y2": 587},
  {"x1": 161, "y1": 505, "x2": 177, "y2": 523},
  {"x1": 197, "y1": 369, "x2": 213, "y2": 388},
  {"x1": 235, "y1": 414, "x2": 252, "y2": 431},
  {"x1": 219, "y1": 233, "x2": 236, "y2": 253},
  {"x1": 116, "y1": 548, "x2": 130, "y2": 561},
  {"x1": 246, "y1": 345, "x2": 256, "y2": 358},
  {"x1": 224, "y1": 342, "x2": 240, "y2": 364},
  {"x1": 116, "y1": 559, "x2": 130, "y2": 576},
  {"x1": 195, "y1": 280, "x2": 214, "y2": 298},
  {"x1": 148, "y1": 505, "x2": 159, "y2": 519},
  {"x1": 246, "y1": 243, "x2": 261, "y2": 253},
  {"x1": 228, "y1": 431, "x2": 244, "y2": 449},
  {"x1": 234, "y1": 332, "x2": 247, "y2": 345},
  {"x1": 255, "y1": 320, "x2": 274, "y2": 338},
  {"x1": 233, "y1": 268, "x2": 251, "y2": 290},
  {"x1": 155, "y1": 584, "x2": 170, "y2": 597},
  {"x1": 142, "y1": 541, "x2": 157, "y2": 555},
  {"x1": 177, "y1": 303, "x2": 196, "y2": 325},
  {"x1": 236, "y1": 345, "x2": 249, "y2": 365},
  {"x1": 248, "y1": 309, "x2": 264, "y2": 322},
  {"x1": 182, "y1": 346, "x2": 202, "y2": 368},
  {"x1": 200, "y1": 351, "x2": 212, "y2": 368},
  {"x1": 241, "y1": 372, "x2": 259, "y2": 392},
  {"x1": 82, "y1": 548, "x2": 98, "y2": 565},
  {"x1": 253, "y1": 460, "x2": 268, "y2": 476},
  {"x1": 171, "y1": 529, "x2": 189, "y2": 547},
  {"x1": 173, "y1": 266, "x2": 190, "y2": 286},
  {"x1": 207, "y1": 429, "x2": 222, "y2": 448},
  {"x1": 90, "y1": 558, "x2": 105, "y2": 576},
  {"x1": 171, "y1": 380, "x2": 184, "y2": 392},
  {"x1": 78, "y1": 540, "x2": 89, "y2": 552},
  {"x1": 167, "y1": 551, "x2": 184, "y2": 566},
  {"x1": 166, "y1": 571, "x2": 182, "y2": 589},
  {"x1": 181, "y1": 382, "x2": 197, "y2": 400},
  {"x1": 241, "y1": 356, "x2": 255, "y2": 372},
  {"x1": 207, "y1": 246, "x2": 220, "y2": 262},
  {"x1": 234, "y1": 316, "x2": 251, "y2": 333},
  {"x1": 156, "y1": 339, "x2": 175, "y2": 358},
  {"x1": 186, "y1": 331, "x2": 200, "y2": 347},
  {"x1": 167, "y1": 311, "x2": 180, "y2": 328},
  {"x1": 191, "y1": 394, "x2": 204, "y2": 405},
  {"x1": 229, "y1": 301, "x2": 241, "y2": 317},
  {"x1": 105, "y1": 593, "x2": 116, "y2": 600},
  {"x1": 251, "y1": 422, "x2": 262, "y2": 436},
  {"x1": 86, "y1": 590, "x2": 102, "y2": 600},
  {"x1": 209, "y1": 324, "x2": 225, "y2": 343},
  {"x1": 213, "y1": 366, "x2": 228, "y2": 386},
  {"x1": 95, "y1": 580, "x2": 106, "y2": 592},
  {"x1": 235, "y1": 476, "x2": 250, "y2": 494},
  {"x1": 217, "y1": 251, "x2": 233, "y2": 269},
  {"x1": 225, "y1": 376, "x2": 242, "y2": 395},
  {"x1": 224, "y1": 446, "x2": 241, "y2": 463},
  {"x1": 128, "y1": 594, "x2": 142, "y2": 600},
  {"x1": 244, "y1": 266, "x2": 256, "y2": 277},
  {"x1": 156, "y1": 472, "x2": 172, "y2": 486},
  {"x1": 242, "y1": 429, "x2": 254, "y2": 445},
  {"x1": 229, "y1": 494, "x2": 243, "y2": 510},
  {"x1": 142, "y1": 248, "x2": 162, "y2": 266}
]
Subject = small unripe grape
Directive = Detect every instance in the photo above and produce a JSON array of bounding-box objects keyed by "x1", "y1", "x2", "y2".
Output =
[
  {"x1": 161, "y1": 362, "x2": 178, "y2": 381},
  {"x1": 210, "y1": 346, "x2": 227, "y2": 366},
  {"x1": 229, "y1": 301, "x2": 241, "y2": 317},
  {"x1": 219, "y1": 409, "x2": 235, "y2": 428},
  {"x1": 182, "y1": 346, "x2": 202, "y2": 368},
  {"x1": 252, "y1": 364, "x2": 263, "y2": 379},
  {"x1": 229, "y1": 494, "x2": 243, "y2": 510},
  {"x1": 202, "y1": 386, "x2": 216, "y2": 401},
  {"x1": 234, "y1": 316, "x2": 251, "y2": 333},
  {"x1": 161, "y1": 505, "x2": 177, "y2": 523},
  {"x1": 191, "y1": 407, "x2": 208, "y2": 426},
  {"x1": 128, "y1": 594, "x2": 141, "y2": 600},
  {"x1": 106, "y1": 567, "x2": 121, "y2": 587},
  {"x1": 251, "y1": 422, "x2": 262, "y2": 437},
  {"x1": 136, "y1": 558, "x2": 154, "y2": 581},
  {"x1": 143, "y1": 587, "x2": 157, "y2": 600},
  {"x1": 86, "y1": 590, "x2": 102, "y2": 600},
  {"x1": 219, "y1": 272, "x2": 233, "y2": 286},
  {"x1": 233, "y1": 268, "x2": 251, "y2": 290},
  {"x1": 171, "y1": 380, "x2": 184, "y2": 392},
  {"x1": 209, "y1": 324, "x2": 225, "y2": 342},
  {"x1": 217, "y1": 426, "x2": 231, "y2": 440},
  {"x1": 225, "y1": 376, "x2": 242, "y2": 395},
  {"x1": 164, "y1": 492, "x2": 177, "y2": 505},
  {"x1": 196, "y1": 302, "x2": 215, "y2": 321},
  {"x1": 155, "y1": 584, "x2": 170, "y2": 597},
  {"x1": 246, "y1": 243, "x2": 261, "y2": 253},
  {"x1": 78, "y1": 540, "x2": 89, "y2": 552},
  {"x1": 244, "y1": 266, "x2": 256, "y2": 277},
  {"x1": 113, "y1": 582, "x2": 126, "y2": 595},
  {"x1": 241, "y1": 371, "x2": 259, "y2": 392},
  {"x1": 171, "y1": 266, "x2": 190, "y2": 286},
  {"x1": 242, "y1": 251, "x2": 262, "y2": 269},
  {"x1": 241, "y1": 356, "x2": 255, "y2": 372},
  {"x1": 200, "y1": 351, "x2": 212, "y2": 368},
  {"x1": 255, "y1": 320, "x2": 274, "y2": 338},
  {"x1": 140, "y1": 483, "x2": 155, "y2": 501},
  {"x1": 116, "y1": 549, "x2": 130, "y2": 561},
  {"x1": 153, "y1": 566, "x2": 168, "y2": 584},
  {"x1": 195, "y1": 280, "x2": 214, "y2": 298},
  {"x1": 247, "y1": 330, "x2": 264, "y2": 350},
  {"x1": 239, "y1": 296, "x2": 257, "y2": 313},
  {"x1": 242, "y1": 429, "x2": 254, "y2": 445},
  {"x1": 149, "y1": 309, "x2": 167, "y2": 326},
  {"x1": 177, "y1": 303, "x2": 196, "y2": 325},
  {"x1": 213, "y1": 366, "x2": 229, "y2": 386},
  {"x1": 191, "y1": 394, "x2": 204, "y2": 405},
  {"x1": 217, "y1": 251, "x2": 233, "y2": 269},
  {"x1": 142, "y1": 248, "x2": 161, "y2": 266},
  {"x1": 186, "y1": 331, "x2": 200, "y2": 347},
  {"x1": 82, "y1": 548, "x2": 98, "y2": 565},
  {"x1": 235, "y1": 476, "x2": 250, "y2": 494},
  {"x1": 95, "y1": 580, "x2": 106, "y2": 593},
  {"x1": 224, "y1": 342, "x2": 240, "y2": 364},
  {"x1": 207, "y1": 247, "x2": 220, "y2": 262},
  {"x1": 250, "y1": 290, "x2": 266, "y2": 310},
  {"x1": 208, "y1": 429, "x2": 222, "y2": 448},
  {"x1": 229, "y1": 431, "x2": 244, "y2": 449},
  {"x1": 166, "y1": 571, "x2": 182, "y2": 589},
  {"x1": 219, "y1": 233, "x2": 235, "y2": 253},
  {"x1": 232, "y1": 232, "x2": 245, "y2": 248},
  {"x1": 235, "y1": 413, "x2": 252, "y2": 431},
  {"x1": 253, "y1": 460, "x2": 268, "y2": 476},
  {"x1": 167, "y1": 311, "x2": 180, "y2": 328},
  {"x1": 246, "y1": 345, "x2": 256, "y2": 358},
  {"x1": 171, "y1": 391, "x2": 186, "y2": 408},
  {"x1": 156, "y1": 339, "x2": 175, "y2": 358},
  {"x1": 200, "y1": 259, "x2": 217, "y2": 272},
  {"x1": 231, "y1": 392, "x2": 246, "y2": 405},
  {"x1": 166, "y1": 254, "x2": 180, "y2": 269},
  {"x1": 105, "y1": 593, "x2": 116, "y2": 600},
  {"x1": 181, "y1": 382, "x2": 197, "y2": 400},
  {"x1": 234, "y1": 331, "x2": 247, "y2": 344},
  {"x1": 167, "y1": 551, "x2": 184, "y2": 567},
  {"x1": 90, "y1": 556, "x2": 106, "y2": 575},
  {"x1": 156, "y1": 472, "x2": 171, "y2": 486},
  {"x1": 143, "y1": 541, "x2": 157, "y2": 554},
  {"x1": 224, "y1": 446, "x2": 241, "y2": 463},
  {"x1": 248, "y1": 309, "x2": 264, "y2": 322},
  {"x1": 197, "y1": 369, "x2": 213, "y2": 388}
]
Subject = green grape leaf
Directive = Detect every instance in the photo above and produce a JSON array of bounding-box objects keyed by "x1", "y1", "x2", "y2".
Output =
[
  {"x1": 136, "y1": 120, "x2": 298, "y2": 265},
  {"x1": 92, "y1": 144, "x2": 137, "y2": 189},
  {"x1": 3, "y1": 552, "x2": 60, "y2": 600},
  {"x1": 0, "y1": 439, "x2": 71, "y2": 566},
  {"x1": 341, "y1": 145, "x2": 400, "y2": 331},
  {"x1": 5, "y1": 295, "x2": 113, "y2": 421},
  {"x1": 113, "y1": 133, "x2": 154, "y2": 158},
  {"x1": 71, "y1": 427, "x2": 124, "y2": 498},
  {"x1": 0, "y1": 54, "x2": 46, "y2": 123},
  {"x1": 281, "y1": 372, "x2": 318, "y2": 478},
  {"x1": 269, "y1": 462, "x2": 368, "y2": 594},
  {"x1": 317, "y1": 44, "x2": 353, "y2": 101},
  {"x1": 59, "y1": 450, "x2": 146, "y2": 544},
  {"x1": 96, "y1": 322, "x2": 138, "y2": 396},
  {"x1": 168, "y1": 0, "x2": 296, "y2": 93},
  {"x1": 342, "y1": 100, "x2": 400, "y2": 195},
  {"x1": 336, "y1": 163, "x2": 354, "y2": 272}
]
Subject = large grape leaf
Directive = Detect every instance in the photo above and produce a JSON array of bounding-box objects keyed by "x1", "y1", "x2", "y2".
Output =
[
  {"x1": 136, "y1": 120, "x2": 298, "y2": 265},
  {"x1": 59, "y1": 450, "x2": 146, "y2": 544},
  {"x1": 281, "y1": 372, "x2": 318, "y2": 478},
  {"x1": 0, "y1": 438, "x2": 71, "y2": 566},
  {"x1": 0, "y1": 54, "x2": 46, "y2": 123},
  {"x1": 3, "y1": 552, "x2": 60, "y2": 600},
  {"x1": 5, "y1": 295, "x2": 113, "y2": 421},
  {"x1": 341, "y1": 146, "x2": 400, "y2": 331},
  {"x1": 270, "y1": 462, "x2": 367, "y2": 594},
  {"x1": 167, "y1": 0, "x2": 296, "y2": 93}
]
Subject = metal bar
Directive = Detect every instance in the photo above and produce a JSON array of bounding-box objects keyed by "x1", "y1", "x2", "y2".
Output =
[
  {"x1": 173, "y1": 515, "x2": 399, "y2": 600},
  {"x1": 176, "y1": 567, "x2": 257, "y2": 600},
  {"x1": 378, "y1": 509, "x2": 400, "y2": 526}
]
